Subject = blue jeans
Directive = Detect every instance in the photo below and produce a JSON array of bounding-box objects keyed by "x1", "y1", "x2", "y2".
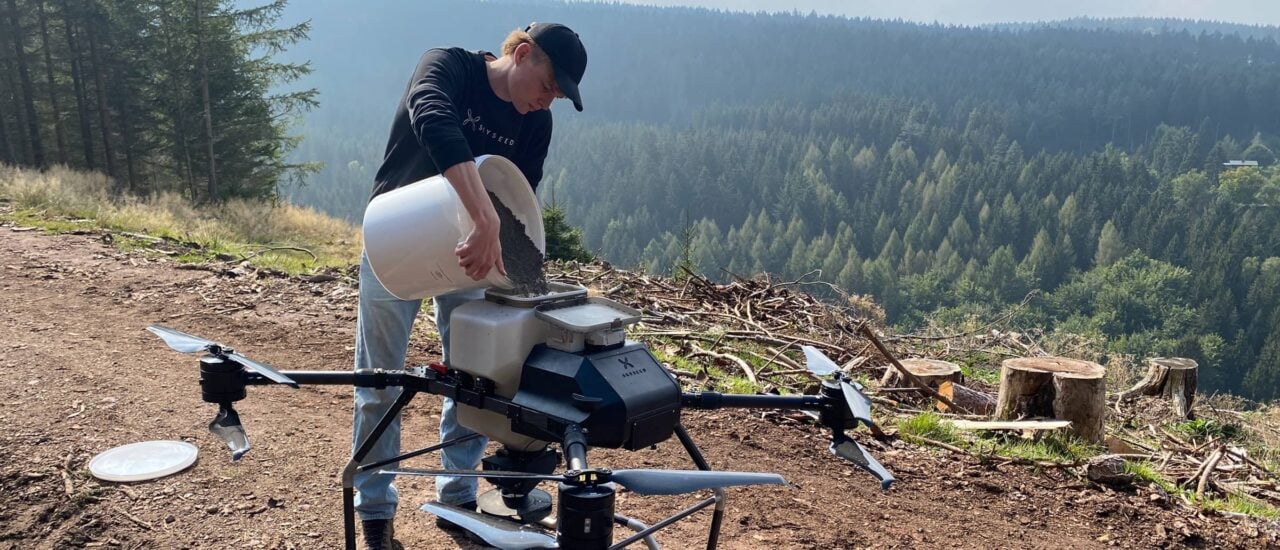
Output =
[{"x1": 352, "y1": 251, "x2": 488, "y2": 520}]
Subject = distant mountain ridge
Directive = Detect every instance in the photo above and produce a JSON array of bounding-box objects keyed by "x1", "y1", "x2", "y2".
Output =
[{"x1": 993, "y1": 16, "x2": 1280, "y2": 42}]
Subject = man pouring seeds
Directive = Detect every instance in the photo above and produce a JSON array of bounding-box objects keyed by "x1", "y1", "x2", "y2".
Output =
[{"x1": 353, "y1": 23, "x2": 587, "y2": 550}]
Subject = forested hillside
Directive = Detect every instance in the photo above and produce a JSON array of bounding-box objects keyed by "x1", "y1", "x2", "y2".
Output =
[{"x1": 272, "y1": 1, "x2": 1280, "y2": 400}]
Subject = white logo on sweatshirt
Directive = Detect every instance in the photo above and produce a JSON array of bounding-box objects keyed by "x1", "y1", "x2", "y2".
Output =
[{"x1": 462, "y1": 108, "x2": 516, "y2": 147}]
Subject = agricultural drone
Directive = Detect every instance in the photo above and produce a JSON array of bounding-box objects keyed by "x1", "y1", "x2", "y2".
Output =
[{"x1": 147, "y1": 283, "x2": 893, "y2": 549}]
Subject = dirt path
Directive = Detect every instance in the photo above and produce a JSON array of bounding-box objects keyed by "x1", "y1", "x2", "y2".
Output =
[{"x1": 0, "y1": 226, "x2": 1275, "y2": 549}]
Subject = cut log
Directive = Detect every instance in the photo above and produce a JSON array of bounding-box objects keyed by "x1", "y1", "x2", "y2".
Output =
[
  {"x1": 1117, "y1": 357, "x2": 1198, "y2": 418},
  {"x1": 881, "y1": 358, "x2": 962, "y2": 388},
  {"x1": 995, "y1": 357, "x2": 1107, "y2": 444},
  {"x1": 937, "y1": 380, "x2": 997, "y2": 416}
]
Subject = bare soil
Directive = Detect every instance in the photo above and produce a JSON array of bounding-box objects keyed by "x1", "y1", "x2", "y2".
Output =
[{"x1": 1, "y1": 226, "x2": 1277, "y2": 549}]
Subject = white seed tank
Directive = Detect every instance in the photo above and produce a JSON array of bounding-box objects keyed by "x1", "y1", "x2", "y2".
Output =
[{"x1": 446, "y1": 284, "x2": 587, "y2": 450}]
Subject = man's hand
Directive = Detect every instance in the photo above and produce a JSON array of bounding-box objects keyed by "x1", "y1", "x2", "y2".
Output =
[
  {"x1": 444, "y1": 161, "x2": 507, "y2": 281},
  {"x1": 456, "y1": 213, "x2": 506, "y2": 281}
]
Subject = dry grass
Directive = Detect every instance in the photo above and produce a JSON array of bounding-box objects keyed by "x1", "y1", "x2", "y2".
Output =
[{"x1": 0, "y1": 164, "x2": 361, "y2": 273}]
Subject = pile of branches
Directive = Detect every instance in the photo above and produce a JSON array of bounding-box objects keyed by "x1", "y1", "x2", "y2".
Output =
[
  {"x1": 1109, "y1": 397, "x2": 1280, "y2": 513},
  {"x1": 549, "y1": 263, "x2": 887, "y2": 392}
]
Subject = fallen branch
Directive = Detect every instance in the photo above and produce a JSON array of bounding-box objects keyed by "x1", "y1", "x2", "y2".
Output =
[
  {"x1": 690, "y1": 343, "x2": 757, "y2": 385},
  {"x1": 1195, "y1": 445, "x2": 1227, "y2": 499},
  {"x1": 241, "y1": 245, "x2": 317, "y2": 262},
  {"x1": 114, "y1": 508, "x2": 153, "y2": 531}
]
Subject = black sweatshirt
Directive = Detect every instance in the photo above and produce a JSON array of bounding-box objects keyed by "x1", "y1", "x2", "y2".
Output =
[{"x1": 370, "y1": 47, "x2": 553, "y2": 200}]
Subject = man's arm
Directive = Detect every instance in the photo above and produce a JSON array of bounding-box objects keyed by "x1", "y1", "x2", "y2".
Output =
[
  {"x1": 445, "y1": 161, "x2": 505, "y2": 280},
  {"x1": 406, "y1": 49, "x2": 504, "y2": 280}
]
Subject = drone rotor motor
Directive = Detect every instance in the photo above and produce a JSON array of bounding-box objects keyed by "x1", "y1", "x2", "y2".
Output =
[{"x1": 199, "y1": 354, "x2": 248, "y2": 404}]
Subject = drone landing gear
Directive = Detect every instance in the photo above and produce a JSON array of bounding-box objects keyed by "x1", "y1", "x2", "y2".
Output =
[{"x1": 479, "y1": 447, "x2": 559, "y2": 523}]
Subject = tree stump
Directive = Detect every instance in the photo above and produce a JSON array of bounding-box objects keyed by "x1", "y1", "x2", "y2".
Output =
[
  {"x1": 880, "y1": 359, "x2": 996, "y2": 415},
  {"x1": 880, "y1": 359, "x2": 962, "y2": 388},
  {"x1": 995, "y1": 357, "x2": 1107, "y2": 444},
  {"x1": 1117, "y1": 357, "x2": 1198, "y2": 418}
]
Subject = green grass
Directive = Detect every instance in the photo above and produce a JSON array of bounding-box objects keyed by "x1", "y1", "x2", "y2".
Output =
[
  {"x1": 896, "y1": 411, "x2": 960, "y2": 444},
  {"x1": 1203, "y1": 495, "x2": 1280, "y2": 519},
  {"x1": 718, "y1": 376, "x2": 758, "y2": 395},
  {"x1": 988, "y1": 432, "x2": 1098, "y2": 463},
  {"x1": 649, "y1": 338, "x2": 704, "y2": 376},
  {"x1": 1124, "y1": 460, "x2": 1176, "y2": 491},
  {"x1": 1172, "y1": 418, "x2": 1242, "y2": 442},
  {"x1": 957, "y1": 351, "x2": 1001, "y2": 385},
  {"x1": 1126, "y1": 460, "x2": 1280, "y2": 520},
  {"x1": 0, "y1": 164, "x2": 361, "y2": 276},
  {"x1": 896, "y1": 412, "x2": 1099, "y2": 465},
  {"x1": 645, "y1": 335, "x2": 766, "y2": 394}
]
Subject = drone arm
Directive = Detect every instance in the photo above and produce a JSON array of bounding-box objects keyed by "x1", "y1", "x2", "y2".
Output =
[
  {"x1": 680, "y1": 392, "x2": 824, "y2": 411},
  {"x1": 243, "y1": 369, "x2": 414, "y2": 388}
]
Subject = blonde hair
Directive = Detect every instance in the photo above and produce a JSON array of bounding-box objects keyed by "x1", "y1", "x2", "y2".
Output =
[{"x1": 501, "y1": 29, "x2": 549, "y2": 64}]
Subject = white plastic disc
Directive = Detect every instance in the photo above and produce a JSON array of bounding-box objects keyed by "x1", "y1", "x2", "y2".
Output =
[{"x1": 88, "y1": 440, "x2": 199, "y2": 482}]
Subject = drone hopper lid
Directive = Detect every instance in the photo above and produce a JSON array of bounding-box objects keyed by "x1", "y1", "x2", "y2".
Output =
[{"x1": 88, "y1": 440, "x2": 198, "y2": 482}]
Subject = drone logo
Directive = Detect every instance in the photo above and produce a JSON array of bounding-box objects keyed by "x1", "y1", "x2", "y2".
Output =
[{"x1": 619, "y1": 356, "x2": 647, "y2": 378}]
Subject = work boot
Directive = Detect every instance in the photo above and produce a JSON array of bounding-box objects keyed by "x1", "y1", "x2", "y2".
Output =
[
  {"x1": 435, "y1": 500, "x2": 477, "y2": 532},
  {"x1": 361, "y1": 518, "x2": 401, "y2": 550}
]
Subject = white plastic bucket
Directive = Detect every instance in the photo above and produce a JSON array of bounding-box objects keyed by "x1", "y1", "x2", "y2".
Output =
[{"x1": 362, "y1": 155, "x2": 545, "y2": 300}]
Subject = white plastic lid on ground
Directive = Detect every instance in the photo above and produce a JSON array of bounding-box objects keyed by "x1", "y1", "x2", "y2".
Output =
[{"x1": 87, "y1": 440, "x2": 199, "y2": 482}]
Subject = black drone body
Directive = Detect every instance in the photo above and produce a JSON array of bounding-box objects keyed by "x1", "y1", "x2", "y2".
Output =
[{"x1": 147, "y1": 323, "x2": 892, "y2": 550}]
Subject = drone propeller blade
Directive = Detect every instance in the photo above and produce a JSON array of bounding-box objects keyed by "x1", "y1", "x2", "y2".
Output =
[
  {"x1": 802, "y1": 345, "x2": 839, "y2": 377},
  {"x1": 840, "y1": 379, "x2": 876, "y2": 429},
  {"x1": 830, "y1": 433, "x2": 894, "y2": 490},
  {"x1": 147, "y1": 325, "x2": 216, "y2": 354},
  {"x1": 421, "y1": 502, "x2": 559, "y2": 549},
  {"x1": 209, "y1": 404, "x2": 251, "y2": 461},
  {"x1": 378, "y1": 467, "x2": 563, "y2": 482},
  {"x1": 227, "y1": 351, "x2": 298, "y2": 388},
  {"x1": 609, "y1": 469, "x2": 786, "y2": 496}
]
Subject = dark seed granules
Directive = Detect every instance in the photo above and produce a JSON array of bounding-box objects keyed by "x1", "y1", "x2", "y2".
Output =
[{"x1": 490, "y1": 191, "x2": 549, "y2": 295}]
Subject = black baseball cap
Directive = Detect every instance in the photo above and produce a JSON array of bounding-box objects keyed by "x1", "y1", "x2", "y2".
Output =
[{"x1": 525, "y1": 22, "x2": 587, "y2": 111}]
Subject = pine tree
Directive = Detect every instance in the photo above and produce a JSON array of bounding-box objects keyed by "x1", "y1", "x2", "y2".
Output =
[
  {"x1": 542, "y1": 203, "x2": 593, "y2": 263},
  {"x1": 1094, "y1": 220, "x2": 1126, "y2": 267}
]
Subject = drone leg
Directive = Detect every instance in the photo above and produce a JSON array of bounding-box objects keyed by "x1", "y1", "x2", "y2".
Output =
[
  {"x1": 608, "y1": 496, "x2": 717, "y2": 550},
  {"x1": 614, "y1": 514, "x2": 661, "y2": 550},
  {"x1": 341, "y1": 389, "x2": 417, "y2": 550},
  {"x1": 356, "y1": 432, "x2": 485, "y2": 474},
  {"x1": 673, "y1": 424, "x2": 724, "y2": 550}
]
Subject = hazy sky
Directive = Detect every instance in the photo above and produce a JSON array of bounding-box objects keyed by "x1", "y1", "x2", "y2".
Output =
[{"x1": 601, "y1": 0, "x2": 1280, "y2": 27}]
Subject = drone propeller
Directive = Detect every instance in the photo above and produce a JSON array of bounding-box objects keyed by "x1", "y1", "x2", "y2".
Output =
[
  {"x1": 380, "y1": 467, "x2": 786, "y2": 496},
  {"x1": 608, "y1": 469, "x2": 785, "y2": 496},
  {"x1": 421, "y1": 502, "x2": 559, "y2": 549},
  {"x1": 148, "y1": 324, "x2": 217, "y2": 353},
  {"x1": 802, "y1": 345, "x2": 895, "y2": 489},
  {"x1": 147, "y1": 325, "x2": 299, "y2": 388},
  {"x1": 210, "y1": 403, "x2": 251, "y2": 461},
  {"x1": 802, "y1": 345, "x2": 840, "y2": 377},
  {"x1": 830, "y1": 433, "x2": 894, "y2": 490},
  {"x1": 802, "y1": 345, "x2": 877, "y2": 430}
]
